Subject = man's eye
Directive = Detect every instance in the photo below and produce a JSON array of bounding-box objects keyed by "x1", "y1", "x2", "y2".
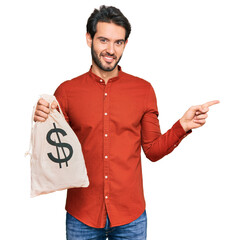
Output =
[
  {"x1": 100, "y1": 39, "x2": 107, "y2": 43},
  {"x1": 116, "y1": 41, "x2": 123, "y2": 45}
]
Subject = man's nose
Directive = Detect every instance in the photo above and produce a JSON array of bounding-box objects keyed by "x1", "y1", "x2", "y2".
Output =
[{"x1": 106, "y1": 43, "x2": 115, "y2": 55}]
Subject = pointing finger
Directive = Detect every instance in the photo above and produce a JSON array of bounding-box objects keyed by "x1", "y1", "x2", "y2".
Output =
[{"x1": 202, "y1": 100, "x2": 220, "y2": 109}]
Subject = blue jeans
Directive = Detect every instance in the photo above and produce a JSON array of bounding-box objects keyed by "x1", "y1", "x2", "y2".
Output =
[{"x1": 66, "y1": 210, "x2": 147, "y2": 240}]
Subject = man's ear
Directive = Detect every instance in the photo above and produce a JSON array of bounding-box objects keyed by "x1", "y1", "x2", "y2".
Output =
[
  {"x1": 125, "y1": 39, "x2": 128, "y2": 47},
  {"x1": 86, "y1": 33, "x2": 92, "y2": 48}
]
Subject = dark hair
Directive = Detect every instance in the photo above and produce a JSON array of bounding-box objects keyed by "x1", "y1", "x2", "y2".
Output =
[{"x1": 86, "y1": 5, "x2": 131, "y2": 41}]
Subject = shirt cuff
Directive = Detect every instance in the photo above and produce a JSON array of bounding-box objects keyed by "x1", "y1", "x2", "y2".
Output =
[{"x1": 172, "y1": 119, "x2": 192, "y2": 140}]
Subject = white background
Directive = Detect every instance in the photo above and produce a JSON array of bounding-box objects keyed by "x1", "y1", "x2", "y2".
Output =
[{"x1": 1, "y1": 0, "x2": 243, "y2": 239}]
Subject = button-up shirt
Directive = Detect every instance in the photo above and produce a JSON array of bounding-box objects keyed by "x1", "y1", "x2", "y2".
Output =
[{"x1": 54, "y1": 66, "x2": 191, "y2": 228}]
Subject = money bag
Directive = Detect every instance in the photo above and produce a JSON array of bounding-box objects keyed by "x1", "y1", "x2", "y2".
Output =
[{"x1": 25, "y1": 94, "x2": 89, "y2": 197}]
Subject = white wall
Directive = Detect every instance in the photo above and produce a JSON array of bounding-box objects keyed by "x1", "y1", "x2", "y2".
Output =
[{"x1": 0, "y1": 0, "x2": 243, "y2": 239}]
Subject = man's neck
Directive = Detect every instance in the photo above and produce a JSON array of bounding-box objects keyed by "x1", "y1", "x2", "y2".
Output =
[{"x1": 91, "y1": 63, "x2": 119, "y2": 84}]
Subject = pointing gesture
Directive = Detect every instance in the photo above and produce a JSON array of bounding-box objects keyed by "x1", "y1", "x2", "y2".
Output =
[{"x1": 180, "y1": 100, "x2": 220, "y2": 132}]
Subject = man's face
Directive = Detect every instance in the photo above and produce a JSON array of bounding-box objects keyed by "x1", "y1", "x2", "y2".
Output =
[{"x1": 87, "y1": 22, "x2": 127, "y2": 72}]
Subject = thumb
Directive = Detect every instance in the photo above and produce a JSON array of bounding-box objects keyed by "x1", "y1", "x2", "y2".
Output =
[
  {"x1": 189, "y1": 105, "x2": 202, "y2": 113},
  {"x1": 51, "y1": 100, "x2": 58, "y2": 109},
  {"x1": 191, "y1": 105, "x2": 208, "y2": 114}
]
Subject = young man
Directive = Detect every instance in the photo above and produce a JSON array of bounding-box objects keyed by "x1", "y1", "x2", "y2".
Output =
[{"x1": 34, "y1": 5, "x2": 219, "y2": 240}]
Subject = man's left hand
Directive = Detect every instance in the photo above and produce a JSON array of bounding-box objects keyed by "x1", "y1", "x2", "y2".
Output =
[{"x1": 180, "y1": 100, "x2": 220, "y2": 132}]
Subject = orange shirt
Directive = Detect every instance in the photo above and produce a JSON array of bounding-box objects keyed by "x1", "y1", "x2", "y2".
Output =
[{"x1": 54, "y1": 66, "x2": 191, "y2": 228}]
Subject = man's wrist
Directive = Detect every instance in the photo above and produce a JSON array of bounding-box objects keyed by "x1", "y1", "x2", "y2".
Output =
[{"x1": 179, "y1": 118, "x2": 190, "y2": 133}]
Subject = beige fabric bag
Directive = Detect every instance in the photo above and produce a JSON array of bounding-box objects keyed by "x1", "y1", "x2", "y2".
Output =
[{"x1": 25, "y1": 94, "x2": 89, "y2": 197}]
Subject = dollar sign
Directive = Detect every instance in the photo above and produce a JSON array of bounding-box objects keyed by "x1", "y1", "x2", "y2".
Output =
[{"x1": 46, "y1": 123, "x2": 73, "y2": 168}]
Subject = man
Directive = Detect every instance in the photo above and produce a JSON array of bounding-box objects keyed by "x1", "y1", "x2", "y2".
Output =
[{"x1": 34, "y1": 5, "x2": 219, "y2": 240}]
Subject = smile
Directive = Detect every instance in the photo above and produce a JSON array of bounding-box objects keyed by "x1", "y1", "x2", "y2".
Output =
[{"x1": 102, "y1": 56, "x2": 115, "y2": 63}]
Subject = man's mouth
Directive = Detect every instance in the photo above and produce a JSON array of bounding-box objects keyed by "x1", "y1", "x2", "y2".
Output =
[{"x1": 102, "y1": 55, "x2": 116, "y2": 63}]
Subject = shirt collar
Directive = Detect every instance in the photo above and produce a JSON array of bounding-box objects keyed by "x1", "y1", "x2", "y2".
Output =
[{"x1": 88, "y1": 65, "x2": 124, "y2": 84}]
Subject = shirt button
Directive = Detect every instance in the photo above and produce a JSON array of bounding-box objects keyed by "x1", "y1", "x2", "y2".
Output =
[
  {"x1": 100, "y1": 79, "x2": 103, "y2": 82},
  {"x1": 105, "y1": 134, "x2": 108, "y2": 137},
  {"x1": 105, "y1": 196, "x2": 108, "y2": 199},
  {"x1": 105, "y1": 176, "x2": 108, "y2": 179},
  {"x1": 104, "y1": 112, "x2": 108, "y2": 115},
  {"x1": 105, "y1": 156, "x2": 108, "y2": 159},
  {"x1": 105, "y1": 93, "x2": 107, "y2": 96}
]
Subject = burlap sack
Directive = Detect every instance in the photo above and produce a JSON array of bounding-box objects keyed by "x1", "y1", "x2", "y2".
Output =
[{"x1": 25, "y1": 94, "x2": 89, "y2": 197}]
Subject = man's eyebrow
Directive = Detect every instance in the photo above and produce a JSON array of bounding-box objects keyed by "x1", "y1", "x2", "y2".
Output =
[
  {"x1": 97, "y1": 36, "x2": 108, "y2": 40},
  {"x1": 97, "y1": 36, "x2": 125, "y2": 42},
  {"x1": 116, "y1": 39, "x2": 125, "y2": 43}
]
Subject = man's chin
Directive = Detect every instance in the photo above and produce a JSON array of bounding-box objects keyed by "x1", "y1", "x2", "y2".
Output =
[
  {"x1": 103, "y1": 68, "x2": 114, "y2": 72},
  {"x1": 101, "y1": 63, "x2": 118, "y2": 72}
]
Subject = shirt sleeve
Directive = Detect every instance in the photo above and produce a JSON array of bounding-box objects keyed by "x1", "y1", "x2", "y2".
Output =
[
  {"x1": 141, "y1": 83, "x2": 191, "y2": 162},
  {"x1": 53, "y1": 81, "x2": 70, "y2": 124}
]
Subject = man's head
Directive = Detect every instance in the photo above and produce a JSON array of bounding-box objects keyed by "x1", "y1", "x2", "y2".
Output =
[{"x1": 86, "y1": 5, "x2": 131, "y2": 72}]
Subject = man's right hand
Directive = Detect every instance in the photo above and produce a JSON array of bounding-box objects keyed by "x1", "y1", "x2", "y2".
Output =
[{"x1": 34, "y1": 98, "x2": 58, "y2": 122}]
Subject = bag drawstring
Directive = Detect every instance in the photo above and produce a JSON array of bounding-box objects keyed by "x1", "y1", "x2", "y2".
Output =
[
  {"x1": 25, "y1": 103, "x2": 37, "y2": 157},
  {"x1": 53, "y1": 95, "x2": 65, "y2": 119}
]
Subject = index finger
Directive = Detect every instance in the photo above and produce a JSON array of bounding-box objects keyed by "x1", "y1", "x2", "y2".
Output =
[
  {"x1": 202, "y1": 100, "x2": 220, "y2": 108},
  {"x1": 38, "y1": 98, "x2": 49, "y2": 107}
]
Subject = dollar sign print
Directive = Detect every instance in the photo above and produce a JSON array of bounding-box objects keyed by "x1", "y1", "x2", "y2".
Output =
[{"x1": 46, "y1": 123, "x2": 73, "y2": 168}]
